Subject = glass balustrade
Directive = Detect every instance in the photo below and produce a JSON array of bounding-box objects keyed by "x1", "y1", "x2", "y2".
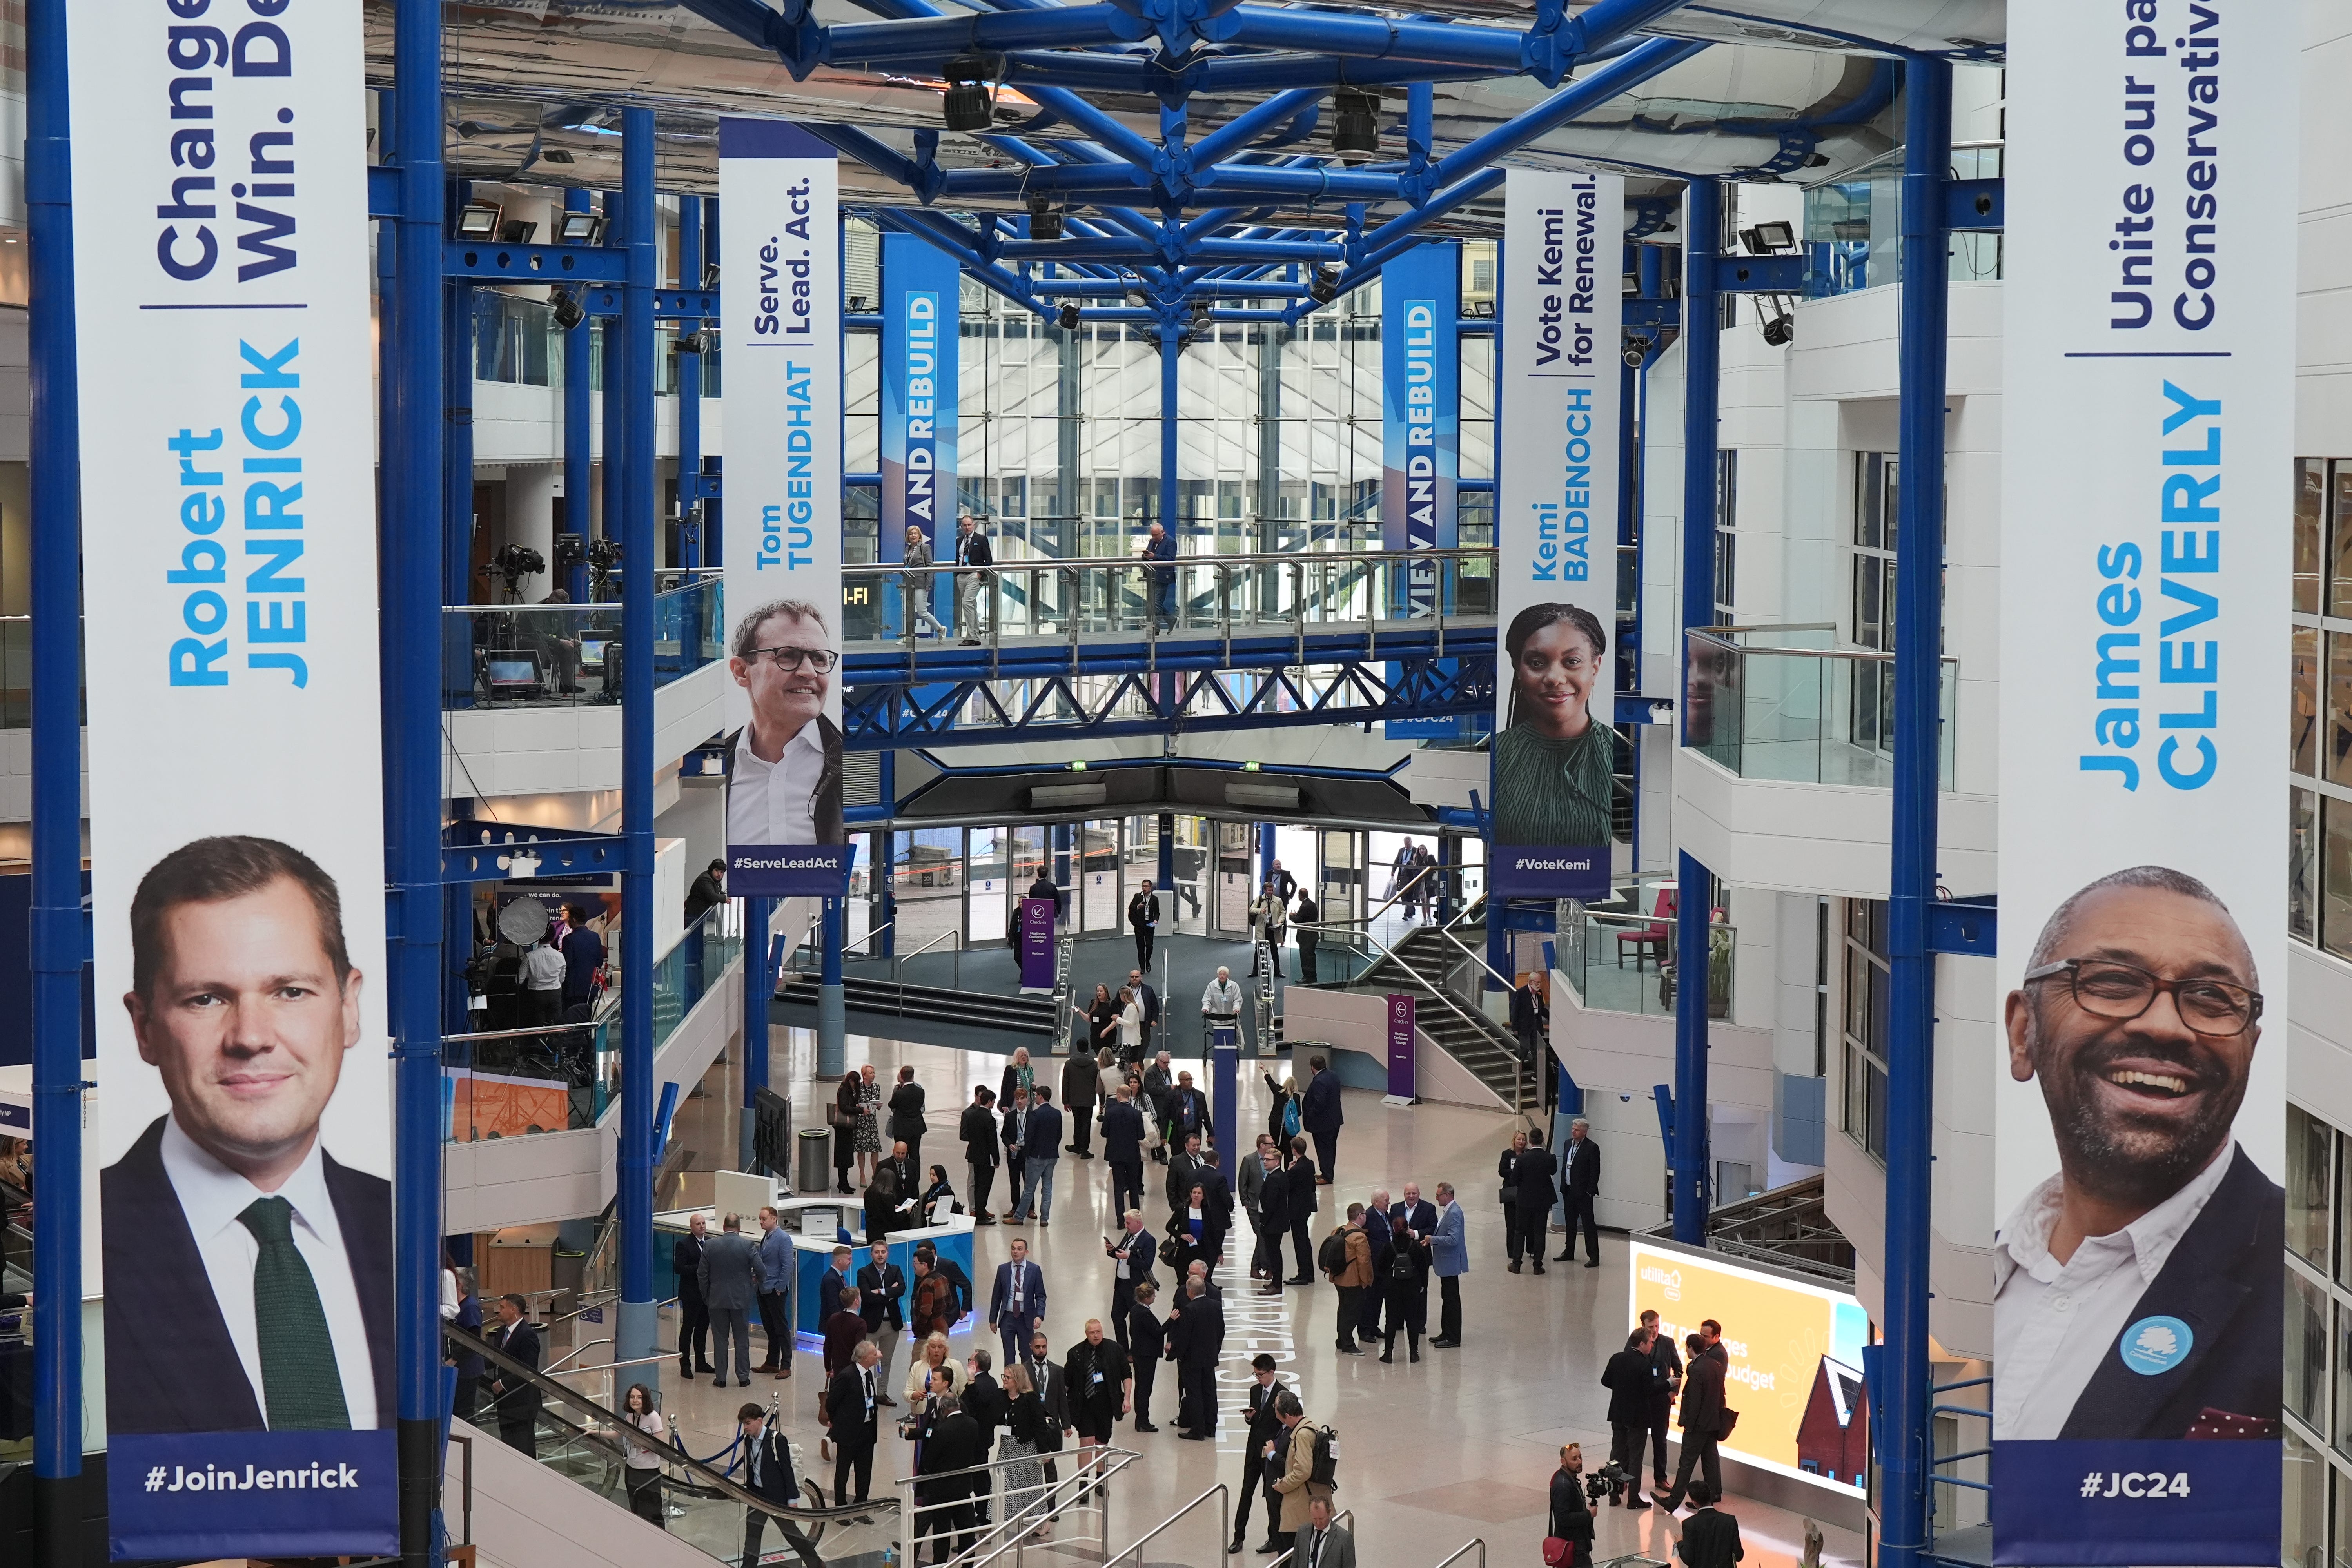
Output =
[
  {"x1": 843, "y1": 546, "x2": 1495, "y2": 648},
  {"x1": 1554, "y1": 891, "x2": 1735, "y2": 1021},
  {"x1": 444, "y1": 904, "x2": 741, "y2": 1143},
  {"x1": 443, "y1": 573, "x2": 722, "y2": 710},
  {"x1": 1683, "y1": 625, "x2": 1956, "y2": 790}
]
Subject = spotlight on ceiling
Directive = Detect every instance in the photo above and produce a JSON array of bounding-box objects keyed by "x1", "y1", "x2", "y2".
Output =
[
  {"x1": 1739, "y1": 220, "x2": 1795, "y2": 254},
  {"x1": 556, "y1": 211, "x2": 606, "y2": 245},
  {"x1": 942, "y1": 54, "x2": 997, "y2": 131},
  {"x1": 455, "y1": 200, "x2": 503, "y2": 241},
  {"x1": 702, "y1": 261, "x2": 720, "y2": 290},
  {"x1": 1026, "y1": 192, "x2": 1063, "y2": 241},
  {"x1": 1331, "y1": 88, "x2": 1381, "y2": 160},
  {"x1": 499, "y1": 219, "x2": 538, "y2": 245},
  {"x1": 1307, "y1": 265, "x2": 1341, "y2": 305},
  {"x1": 549, "y1": 287, "x2": 586, "y2": 331},
  {"x1": 673, "y1": 330, "x2": 708, "y2": 355},
  {"x1": 1058, "y1": 303, "x2": 1082, "y2": 331},
  {"x1": 1760, "y1": 312, "x2": 1795, "y2": 347}
]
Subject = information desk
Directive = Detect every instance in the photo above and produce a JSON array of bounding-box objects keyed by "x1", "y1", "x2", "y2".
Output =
[{"x1": 654, "y1": 1186, "x2": 975, "y2": 1339}]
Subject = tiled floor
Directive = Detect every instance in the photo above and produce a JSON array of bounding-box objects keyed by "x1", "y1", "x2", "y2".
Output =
[{"x1": 635, "y1": 1023, "x2": 1866, "y2": 1568}]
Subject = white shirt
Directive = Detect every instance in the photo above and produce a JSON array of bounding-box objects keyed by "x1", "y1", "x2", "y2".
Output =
[
  {"x1": 159, "y1": 1114, "x2": 379, "y2": 1429},
  {"x1": 521, "y1": 943, "x2": 566, "y2": 991},
  {"x1": 441, "y1": 1267, "x2": 461, "y2": 1321},
  {"x1": 622, "y1": 1407, "x2": 667, "y2": 1468},
  {"x1": 1118, "y1": 1001, "x2": 1143, "y2": 1049},
  {"x1": 728, "y1": 722, "x2": 825, "y2": 848},
  {"x1": 1990, "y1": 1142, "x2": 2237, "y2": 1439}
]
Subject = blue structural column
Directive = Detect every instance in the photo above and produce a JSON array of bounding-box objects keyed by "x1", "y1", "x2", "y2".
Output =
[
  {"x1": 600, "y1": 188, "x2": 625, "y2": 600},
  {"x1": 389, "y1": 1, "x2": 450, "y2": 1563},
  {"x1": 1159, "y1": 332, "x2": 1181, "y2": 532},
  {"x1": 818, "y1": 897, "x2": 847, "y2": 1076},
  {"x1": 1879, "y1": 58, "x2": 1951, "y2": 1568},
  {"x1": 26, "y1": 0, "x2": 83, "y2": 1553},
  {"x1": 445, "y1": 211, "x2": 475, "y2": 604},
  {"x1": 562, "y1": 189, "x2": 595, "y2": 601},
  {"x1": 742, "y1": 894, "x2": 771, "y2": 1170},
  {"x1": 676, "y1": 194, "x2": 704, "y2": 572},
  {"x1": 1672, "y1": 177, "x2": 1721, "y2": 1246},
  {"x1": 616, "y1": 107, "x2": 661, "y2": 1386}
]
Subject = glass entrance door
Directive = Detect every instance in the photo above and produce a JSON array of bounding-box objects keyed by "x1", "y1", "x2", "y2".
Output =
[{"x1": 1213, "y1": 821, "x2": 1255, "y2": 937}]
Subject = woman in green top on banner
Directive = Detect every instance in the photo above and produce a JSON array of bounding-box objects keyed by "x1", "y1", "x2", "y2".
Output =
[{"x1": 1493, "y1": 603, "x2": 1614, "y2": 848}]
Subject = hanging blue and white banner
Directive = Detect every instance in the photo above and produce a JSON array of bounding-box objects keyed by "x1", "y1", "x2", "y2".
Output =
[
  {"x1": 880, "y1": 231, "x2": 960, "y2": 639},
  {"x1": 1490, "y1": 170, "x2": 1622, "y2": 899},
  {"x1": 719, "y1": 120, "x2": 849, "y2": 896},
  {"x1": 71, "y1": 2, "x2": 395, "y2": 1557},
  {"x1": 1992, "y1": 8, "x2": 2295, "y2": 1564},
  {"x1": 1383, "y1": 241, "x2": 1462, "y2": 740}
]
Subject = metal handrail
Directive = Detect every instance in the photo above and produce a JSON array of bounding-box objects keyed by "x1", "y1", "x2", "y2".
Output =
[
  {"x1": 1430, "y1": 1542, "x2": 1488, "y2": 1568},
  {"x1": 1267, "y1": 1507, "x2": 1354, "y2": 1568},
  {"x1": 545, "y1": 1337, "x2": 613, "y2": 1373},
  {"x1": 1300, "y1": 920, "x2": 1524, "y2": 1104},
  {"x1": 924, "y1": 1446, "x2": 1142, "y2": 1568},
  {"x1": 440, "y1": 573, "x2": 714, "y2": 614},
  {"x1": 447, "y1": 1431, "x2": 474, "y2": 1549},
  {"x1": 892, "y1": 924, "x2": 964, "y2": 1007},
  {"x1": 1687, "y1": 624, "x2": 1960, "y2": 667},
  {"x1": 441, "y1": 1020, "x2": 599, "y2": 1046},
  {"x1": 1104, "y1": 1483, "x2": 1227, "y2": 1568},
  {"x1": 843, "y1": 546, "x2": 1496, "y2": 579}
]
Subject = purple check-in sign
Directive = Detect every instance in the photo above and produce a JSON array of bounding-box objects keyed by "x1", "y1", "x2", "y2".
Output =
[
  {"x1": 1019, "y1": 898, "x2": 1057, "y2": 990},
  {"x1": 1386, "y1": 993, "x2": 1417, "y2": 1100}
]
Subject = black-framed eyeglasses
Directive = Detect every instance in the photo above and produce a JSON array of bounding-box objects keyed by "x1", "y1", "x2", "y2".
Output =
[
  {"x1": 2022, "y1": 957, "x2": 2262, "y2": 1038},
  {"x1": 743, "y1": 645, "x2": 837, "y2": 673}
]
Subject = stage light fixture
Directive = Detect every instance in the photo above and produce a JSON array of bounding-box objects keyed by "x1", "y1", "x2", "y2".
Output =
[
  {"x1": 556, "y1": 211, "x2": 606, "y2": 245},
  {"x1": 1331, "y1": 88, "x2": 1381, "y2": 159},
  {"x1": 550, "y1": 288, "x2": 586, "y2": 330},
  {"x1": 455, "y1": 201, "x2": 503, "y2": 240}
]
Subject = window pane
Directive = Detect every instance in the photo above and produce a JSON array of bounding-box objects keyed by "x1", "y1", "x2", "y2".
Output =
[
  {"x1": 2298, "y1": 459, "x2": 2325, "y2": 614},
  {"x1": 2285, "y1": 1426, "x2": 2326, "y2": 1568},
  {"x1": 2327, "y1": 796, "x2": 2352, "y2": 964},
  {"x1": 2330, "y1": 631, "x2": 2352, "y2": 786},
  {"x1": 2334, "y1": 1467, "x2": 2352, "y2": 1568},
  {"x1": 2294, "y1": 787, "x2": 2319, "y2": 946},
  {"x1": 2288, "y1": 1265, "x2": 2326, "y2": 1429},
  {"x1": 2290, "y1": 1106, "x2": 2332, "y2": 1270},
  {"x1": 2334, "y1": 461, "x2": 2352, "y2": 619},
  {"x1": 2296, "y1": 626, "x2": 2321, "y2": 775},
  {"x1": 2339, "y1": 1297, "x2": 2352, "y2": 1461}
]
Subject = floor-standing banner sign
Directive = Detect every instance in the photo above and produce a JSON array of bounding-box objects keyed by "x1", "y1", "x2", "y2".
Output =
[
  {"x1": 1383, "y1": 241, "x2": 1460, "y2": 739},
  {"x1": 880, "y1": 230, "x2": 960, "y2": 639},
  {"x1": 1384, "y1": 993, "x2": 1418, "y2": 1104},
  {"x1": 1491, "y1": 171, "x2": 1621, "y2": 898},
  {"x1": 1993, "y1": 11, "x2": 2294, "y2": 1564},
  {"x1": 1018, "y1": 898, "x2": 1056, "y2": 991},
  {"x1": 73, "y1": 5, "x2": 395, "y2": 1557},
  {"x1": 719, "y1": 121, "x2": 848, "y2": 896}
]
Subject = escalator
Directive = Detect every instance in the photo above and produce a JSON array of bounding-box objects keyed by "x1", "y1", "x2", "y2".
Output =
[{"x1": 454, "y1": 1327, "x2": 897, "y2": 1567}]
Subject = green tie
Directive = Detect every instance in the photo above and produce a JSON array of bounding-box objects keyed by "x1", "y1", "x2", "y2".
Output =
[{"x1": 238, "y1": 1196, "x2": 351, "y2": 1430}]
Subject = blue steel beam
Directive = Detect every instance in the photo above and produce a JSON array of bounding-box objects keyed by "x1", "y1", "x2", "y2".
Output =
[
  {"x1": 1881, "y1": 56, "x2": 1952, "y2": 1568},
  {"x1": 562, "y1": 190, "x2": 596, "y2": 602},
  {"x1": 1425, "y1": 37, "x2": 1709, "y2": 189},
  {"x1": 1673, "y1": 175, "x2": 1719, "y2": 1248},
  {"x1": 25, "y1": 0, "x2": 83, "y2": 1543},
  {"x1": 821, "y1": 5, "x2": 1140, "y2": 62},
  {"x1": 677, "y1": 193, "x2": 705, "y2": 568}
]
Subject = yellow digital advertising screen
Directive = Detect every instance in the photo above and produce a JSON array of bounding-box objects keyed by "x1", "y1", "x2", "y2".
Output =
[{"x1": 1628, "y1": 1237, "x2": 1870, "y2": 1496}]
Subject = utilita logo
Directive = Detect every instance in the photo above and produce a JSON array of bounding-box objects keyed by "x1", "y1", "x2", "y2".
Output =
[
  {"x1": 146, "y1": 1459, "x2": 363, "y2": 1494},
  {"x1": 1638, "y1": 1262, "x2": 1682, "y2": 1301}
]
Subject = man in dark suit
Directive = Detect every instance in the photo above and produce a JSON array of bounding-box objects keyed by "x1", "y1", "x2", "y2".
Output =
[
  {"x1": 561, "y1": 904, "x2": 606, "y2": 1010},
  {"x1": 1127, "y1": 1281, "x2": 1167, "y2": 1432},
  {"x1": 1000, "y1": 1087, "x2": 1032, "y2": 1219},
  {"x1": 1642, "y1": 1308, "x2": 1684, "y2": 1498},
  {"x1": 100, "y1": 835, "x2": 394, "y2": 1437},
  {"x1": 1102, "y1": 1083, "x2": 1149, "y2": 1221},
  {"x1": 1011, "y1": 1086, "x2": 1064, "y2": 1224},
  {"x1": 1299, "y1": 1056, "x2": 1344, "y2": 1186},
  {"x1": 1662, "y1": 1323, "x2": 1729, "y2": 1511},
  {"x1": 1512, "y1": 1129, "x2": 1560, "y2": 1275},
  {"x1": 991, "y1": 1236, "x2": 1049, "y2": 1370},
  {"x1": 1230, "y1": 1354, "x2": 1291, "y2": 1553},
  {"x1": 817, "y1": 1243, "x2": 854, "y2": 1326},
  {"x1": 1127, "y1": 967, "x2": 1160, "y2": 1061},
  {"x1": 486, "y1": 1293, "x2": 543, "y2": 1454},
  {"x1": 738, "y1": 1402, "x2": 824, "y2": 1568},
  {"x1": 1293, "y1": 891, "x2": 1320, "y2": 982},
  {"x1": 954, "y1": 514, "x2": 995, "y2": 643},
  {"x1": 1168, "y1": 1278, "x2": 1226, "y2": 1440},
  {"x1": 825, "y1": 1340, "x2": 883, "y2": 1504},
  {"x1": 675, "y1": 1212, "x2": 714, "y2": 1376},
  {"x1": 1128, "y1": 880, "x2": 1162, "y2": 971},
  {"x1": 1356, "y1": 1191, "x2": 1394, "y2": 1343},
  {"x1": 960, "y1": 1085, "x2": 1001, "y2": 1223},
  {"x1": 700, "y1": 1212, "x2": 761, "y2": 1386},
  {"x1": 916, "y1": 1375, "x2": 990, "y2": 1563},
  {"x1": 1105, "y1": 1209, "x2": 1158, "y2": 1348},
  {"x1": 855, "y1": 1240, "x2": 907, "y2": 1406},
  {"x1": 1675, "y1": 1483, "x2": 1744, "y2": 1568},
  {"x1": 724, "y1": 598, "x2": 849, "y2": 850},
  {"x1": 1283, "y1": 1141, "x2": 1320, "y2": 1284},
  {"x1": 1557, "y1": 1117, "x2": 1602, "y2": 1266}
]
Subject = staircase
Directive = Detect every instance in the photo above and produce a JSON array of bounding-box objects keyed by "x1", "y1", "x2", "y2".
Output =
[
  {"x1": 1348, "y1": 926, "x2": 1529, "y2": 1108},
  {"x1": 777, "y1": 971, "x2": 1060, "y2": 1036}
]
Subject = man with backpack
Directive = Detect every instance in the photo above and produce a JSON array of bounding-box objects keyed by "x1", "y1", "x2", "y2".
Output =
[
  {"x1": 1269, "y1": 1392, "x2": 1338, "y2": 1543},
  {"x1": 1319, "y1": 1204, "x2": 1374, "y2": 1355}
]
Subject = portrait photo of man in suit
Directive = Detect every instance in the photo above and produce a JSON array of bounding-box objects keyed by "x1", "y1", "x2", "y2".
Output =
[
  {"x1": 725, "y1": 597, "x2": 846, "y2": 853},
  {"x1": 101, "y1": 834, "x2": 392, "y2": 1436},
  {"x1": 1993, "y1": 864, "x2": 2283, "y2": 1442}
]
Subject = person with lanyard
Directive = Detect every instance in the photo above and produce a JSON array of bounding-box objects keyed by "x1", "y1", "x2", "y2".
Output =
[
  {"x1": 1293, "y1": 889, "x2": 1321, "y2": 982},
  {"x1": 1127, "y1": 876, "x2": 1162, "y2": 970},
  {"x1": 1141, "y1": 1051, "x2": 1176, "y2": 1162},
  {"x1": 822, "y1": 1339, "x2": 883, "y2": 1506},
  {"x1": 1126, "y1": 1281, "x2": 1165, "y2": 1433},
  {"x1": 1139, "y1": 519, "x2": 1178, "y2": 632},
  {"x1": 1228, "y1": 1354, "x2": 1291, "y2": 1555},
  {"x1": 737, "y1": 1402, "x2": 824, "y2": 1568},
  {"x1": 615, "y1": 1382, "x2": 668, "y2": 1528},
  {"x1": 1164, "y1": 1070, "x2": 1211, "y2": 1155},
  {"x1": 1062, "y1": 1317, "x2": 1133, "y2": 1490},
  {"x1": 952, "y1": 513, "x2": 994, "y2": 644},
  {"x1": 1201, "y1": 965, "x2": 1244, "y2": 1052},
  {"x1": 1075, "y1": 982, "x2": 1120, "y2": 1061},
  {"x1": 1102, "y1": 1082, "x2": 1149, "y2": 1222},
  {"x1": 1171, "y1": 1178, "x2": 1227, "y2": 1278},
  {"x1": 1000, "y1": 1086, "x2": 1033, "y2": 1220},
  {"x1": 1294, "y1": 1494, "x2": 1355, "y2": 1568},
  {"x1": 1105, "y1": 1208, "x2": 1158, "y2": 1347},
  {"x1": 1023, "y1": 1329, "x2": 1073, "y2": 1513},
  {"x1": 1125, "y1": 966, "x2": 1160, "y2": 1062}
]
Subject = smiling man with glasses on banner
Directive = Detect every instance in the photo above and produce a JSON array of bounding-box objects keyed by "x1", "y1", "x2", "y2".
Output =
[
  {"x1": 1992, "y1": 864, "x2": 2284, "y2": 1444},
  {"x1": 726, "y1": 599, "x2": 847, "y2": 851}
]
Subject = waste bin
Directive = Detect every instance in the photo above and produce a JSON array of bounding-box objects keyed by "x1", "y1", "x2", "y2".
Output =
[{"x1": 797, "y1": 1127, "x2": 833, "y2": 1194}]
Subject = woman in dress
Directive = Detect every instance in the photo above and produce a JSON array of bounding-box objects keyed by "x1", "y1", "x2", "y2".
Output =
[
  {"x1": 1169, "y1": 1181, "x2": 1227, "y2": 1276},
  {"x1": 997, "y1": 1365, "x2": 1050, "y2": 1540},
  {"x1": 832, "y1": 1071, "x2": 861, "y2": 1195},
  {"x1": 855, "y1": 1062, "x2": 884, "y2": 1184},
  {"x1": 1075, "y1": 983, "x2": 1118, "y2": 1056},
  {"x1": 617, "y1": 1382, "x2": 668, "y2": 1528}
]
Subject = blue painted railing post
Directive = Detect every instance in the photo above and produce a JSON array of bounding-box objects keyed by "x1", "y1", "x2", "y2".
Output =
[
  {"x1": 389, "y1": 1, "x2": 450, "y2": 1563},
  {"x1": 562, "y1": 189, "x2": 595, "y2": 602},
  {"x1": 1881, "y1": 56, "x2": 1951, "y2": 1568},
  {"x1": 26, "y1": 0, "x2": 84, "y2": 1553},
  {"x1": 677, "y1": 193, "x2": 704, "y2": 572},
  {"x1": 1672, "y1": 176, "x2": 1721, "y2": 1246},
  {"x1": 617, "y1": 106, "x2": 661, "y2": 1388}
]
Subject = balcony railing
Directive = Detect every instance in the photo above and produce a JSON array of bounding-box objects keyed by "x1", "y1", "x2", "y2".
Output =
[
  {"x1": 1555, "y1": 882, "x2": 1734, "y2": 1020},
  {"x1": 443, "y1": 572, "x2": 722, "y2": 710},
  {"x1": 1683, "y1": 624, "x2": 1956, "y2": 790},
  {"x1": 843, "y1": 545, "x2": 1497, "y2": 648}
]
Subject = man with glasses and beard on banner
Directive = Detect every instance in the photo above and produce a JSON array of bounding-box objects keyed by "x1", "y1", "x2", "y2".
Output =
[
  {"x1": 1993, "y1": 865, "x2": 2283, "y2": 1443},
  {"x1": 726, "y1": 599, "x2": 847, "y2": 863}
]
